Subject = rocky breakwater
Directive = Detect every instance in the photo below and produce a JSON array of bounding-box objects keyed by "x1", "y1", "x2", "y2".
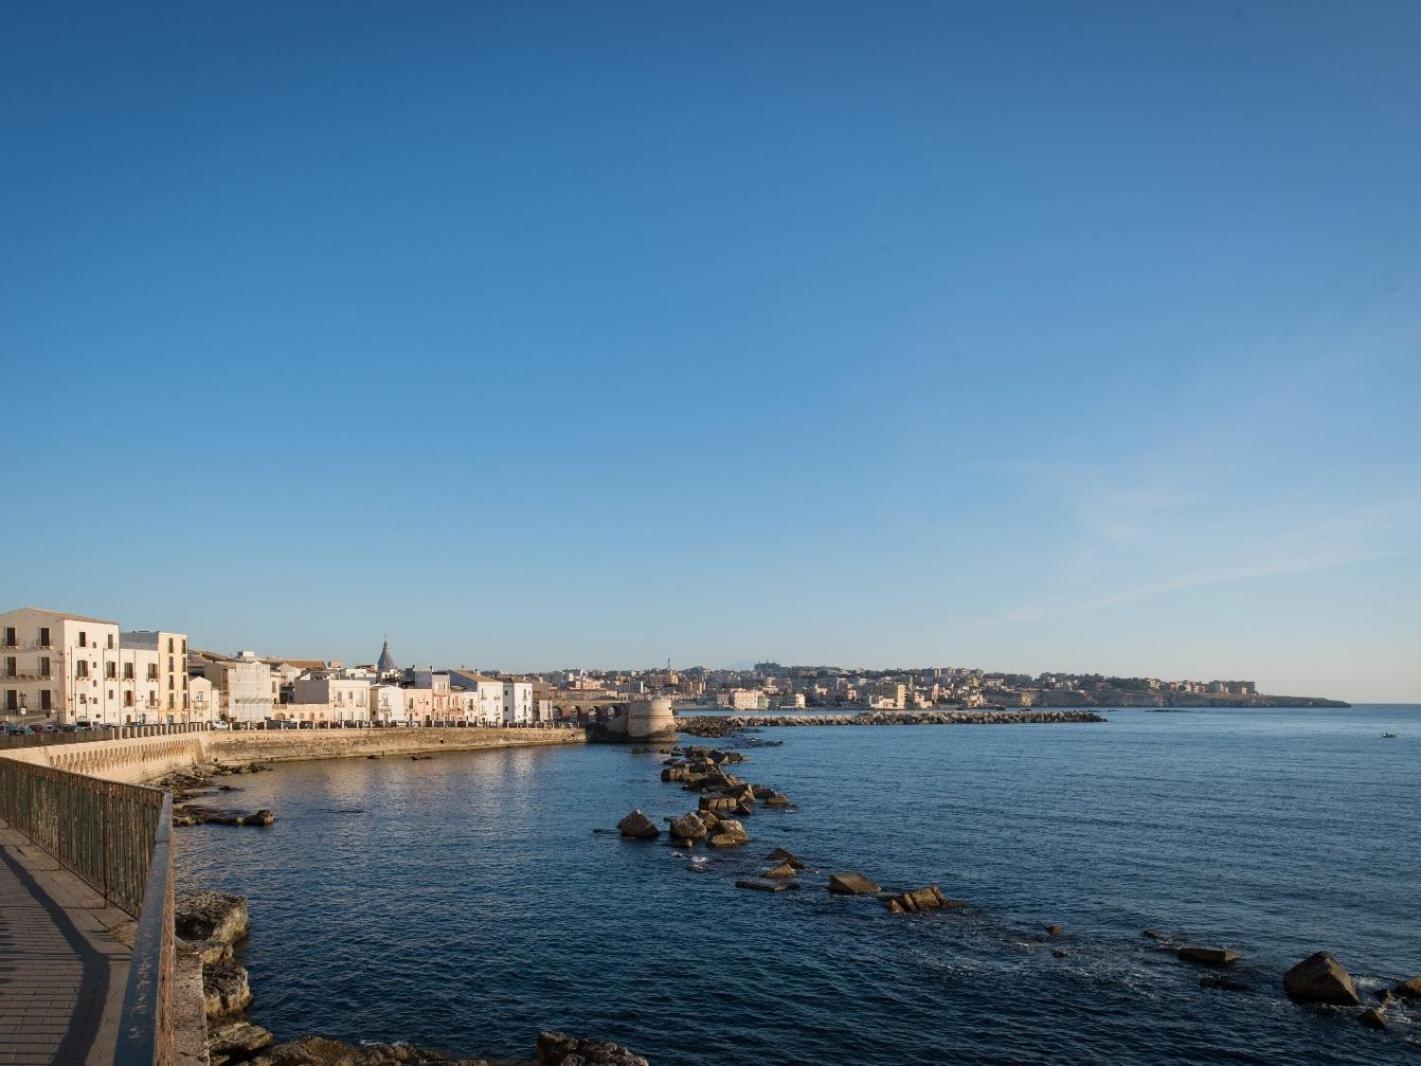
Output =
[{"x1": 677, "y1": 709, "x2": 1105, "y2": 737}]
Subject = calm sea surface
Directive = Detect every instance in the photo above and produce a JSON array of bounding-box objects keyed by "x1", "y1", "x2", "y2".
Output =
[{"x1": 175, "y1": 707, "x2": 1420, "y2": 1064}]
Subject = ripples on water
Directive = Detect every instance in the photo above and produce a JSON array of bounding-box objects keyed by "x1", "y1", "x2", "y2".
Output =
[{"x1": 175, "y1": 707, "x2": 1420, "y2": 1064}]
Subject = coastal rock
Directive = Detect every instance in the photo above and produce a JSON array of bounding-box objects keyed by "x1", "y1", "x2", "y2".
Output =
[
  {"x1": 616, "y1": 810, "x2": 660, "y2": 840},
  {"x1": 1359, "y1": 1007, "x2": 1388, "y2": 1030},
  {"x1": 735, "y1": 878, "x2": 789, "y2": 893},
  {"x1": 698, "y1": 795, "x2": 736, "y2": 813},
  {"x1": 203, "y1": 961, "x2": 253, "y2": 1019},
  {"x1": 764, "y1": 847, "x2": 805, "y2": 869},
  {"x1": 827, "y1": 872, "x2": 880, "y2": 896},
  {"x1": 1142, "y1": 929, "x2": 1168, "y2": 942},
  {"x1": 176, "y1": 896, "x2": 248, "y2": 966},
  {"x1": 763, "y1": 862, "x2": 798, "y2": 879},
  {"x1": 174, "y1": 806, "x2": 276, "y2": 828},
  {"x1": 537, "y1": 1031, "x2": 650, "y2": 1066},
  {"x1": 762, "y1": 792, "x2": 792, "y2": 809},
  {"x1": 208, "y1": 1020, "x2": 275, "y2": 1065},
  {"x1": 1051, "y1": 949, "x2": 1069, "y2": 959},
  {"x1": 669, "y1": 813, "x2": 708, "y2": 842},
  {"x1": 708, "y1": 829, "x2": 749, "y2": 848},
  {"x1": 1393, "y1": 976, "x2": 1421, "y2": 1000},
  {"x1": 175, "y1": 892, "x2": 250, "y2": 960},
  {"x1": 1177, "y1": 946, "x2": 1240, "y2": 966},
  {"x1": 1045, "y1": 924, "x2": 1063, "y2": 937},
  {"x1": 1283, "y1": 952, "x2": 1363, "y2": 1006},
  {"x1": 882, "y1": 885, "x2": 963, "y2": 913}
]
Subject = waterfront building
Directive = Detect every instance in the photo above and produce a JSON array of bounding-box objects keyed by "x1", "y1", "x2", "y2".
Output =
[
  {"x1": 371, "y1": 683, "x2": 411, "y2": 724},
  {"x1": 723, "y1": 688, "x2": 769, "y2": 711},
  {"x1": 450, "y1": 670, "x2": 509, "y2": 725},
  {"x1": 1, "y1": 607, "x2": 124, "y2": 724},
  {"x1": 189, "y1": 675, "x2": 218, "y2": 722},
  {"x1": 503, "y1": 680, "x2": 533, "y2": 724},
  {"x1": 376, "y1": 639, "x2": 398, "y2": 678},
  {"x1": 118, "y1": 630, "x2": 190, "y2": 723},
  {"x1": 202, "y1": 651, "x2": 275, "y2": 724},
  {"x1": 290, "y1": 674, "x2": 373, "y2": 724},
  {"x1": 863, "y1": 682, "x2": 907, "y2": 710}
]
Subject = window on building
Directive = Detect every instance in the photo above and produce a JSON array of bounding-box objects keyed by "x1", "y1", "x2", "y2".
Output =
[
  {"x1": 124, "y1": 691, "x2": 133, "y2": 707},
  {"x1": 107, "y1": 634, "x2": 114, "y2": 649},
  {"x1": 106, "y1": 662, "x2": 116, "y2": 679},
  {"x1": 76, "y1": 661, "x2": 89, "y2": 678},
  {"x1": 3, "y1": 657, "x2": 14, "y2": 678},
  {"x1": 40, "y1": 657, "x2": 51, "y2": 678},
  {"x1": 168, "y1": 656, "x2": 174, "y2": 672},
  {"x1": 79, "y1": 631, "x2": 87, "y2": 648},
  {"x1": 168, "y1": 676, "x2": 174, "y2": 690},
  {"x1": 39, "y1": 627, "x2": 50, "y2": 647},
  {"x1": 4, "y1": 690, "x2": 16, "y2": 711},
  {"x1": 41, "y1": 690, "x2": 52, "y2": 712},
  {"x1": 168, "y1": 694, "x2": 174, "y2": 709},
  {"x1": 124, "y1": 662, "x2": 133, "y2": 680},
  {"x1": 4, "y1": 627, "x2": 16, "y2": 647},
  {"x1": 147, "y1": 664, "x2": 158, "y2": 681},
  {"x1": 167, "y1": 637, "x2": 174, "y2": 653}
]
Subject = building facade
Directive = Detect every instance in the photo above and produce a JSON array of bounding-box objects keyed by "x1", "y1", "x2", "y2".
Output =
[{"x1": 1, "y1": 607, "x2": 124, "y2": 724}]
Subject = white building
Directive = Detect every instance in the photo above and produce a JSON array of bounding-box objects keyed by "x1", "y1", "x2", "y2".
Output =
[
  {"x1": 503, "y1": 680, "x2": 533, "y2": 725},
  {"x1": 372, "y1": 684, "x2": 411, "y2": 725},
  {"x1": 2, "y1": 607, "x2": 124, "y2": 724},
  {"x1": 290, "y1": 675, "x2": 372, "y2": 724},
  {"x1": 723, "y1": 688, "x2": 769, "y2": 712},
  {"x1": 203, "y1": 652, "x2": 275, "y2": 724},
  {"x1": 189, "y1": 675, "x2": 219, "y2": 723}
]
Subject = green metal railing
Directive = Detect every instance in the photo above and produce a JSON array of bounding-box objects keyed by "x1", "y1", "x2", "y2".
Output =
[{"x1": 0, "y1": 758, "x2": 165, "y2": 917}]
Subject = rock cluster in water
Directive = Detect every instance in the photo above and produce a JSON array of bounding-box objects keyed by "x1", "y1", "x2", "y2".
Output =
[{"x1": 161, "y1": 763, "x2": 276, "y2": 829}]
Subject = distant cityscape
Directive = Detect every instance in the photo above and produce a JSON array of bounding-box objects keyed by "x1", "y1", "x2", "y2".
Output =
[{"x1": 0, "y1": 605, "x2": 1347, "y2": 728}]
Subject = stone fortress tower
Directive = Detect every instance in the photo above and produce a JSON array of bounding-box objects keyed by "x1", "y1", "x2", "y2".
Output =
[{"x1": 594, "y1": 696, "x2": 677, "y2": 743}]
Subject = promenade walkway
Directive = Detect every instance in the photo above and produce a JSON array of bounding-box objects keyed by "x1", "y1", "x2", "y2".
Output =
[{"x1": 0, "y1": 822, "x2": 132, "y2": 1066}]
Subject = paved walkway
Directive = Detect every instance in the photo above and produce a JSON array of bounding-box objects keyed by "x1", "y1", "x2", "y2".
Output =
[{"x1": 0, "y1": 822, "x2": 132, "y2": 1066}]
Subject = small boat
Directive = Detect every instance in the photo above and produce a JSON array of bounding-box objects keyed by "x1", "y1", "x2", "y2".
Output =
[{"x1": 1382, "y1": 732, "x2": 1398, "y2": 739}]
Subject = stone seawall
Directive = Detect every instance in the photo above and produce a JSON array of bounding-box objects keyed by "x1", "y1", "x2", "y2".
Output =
[
  {"x1": 0, "y1": 727, "x2": 586, "y2": 784},
  {"x1": 207, "y1": 726, "x2": 585, "y2": 768}
]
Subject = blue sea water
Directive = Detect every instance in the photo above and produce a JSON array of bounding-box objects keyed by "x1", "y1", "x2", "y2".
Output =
[{"x1": 175, "y1": 707, "x2": 1420, "y2": 1064}]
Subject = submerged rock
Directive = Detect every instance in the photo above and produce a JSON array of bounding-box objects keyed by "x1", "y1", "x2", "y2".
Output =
[
  {"x1": 249, "y1": 1035, "x2": 490, "y2": 1065},
  {"x1": 616, "y1": 810, "x2": 660, "y2": 840},
  {"x1": 827, "y1": 871, "x2": 880, "y2": 896},
  {"x1": 1044, "y1": 924, "x2": 1063, "y2": 937},
  {"x1": 763, "y1": 861, "x2": 798, "y2": 879},
  {"x1": 174, "y1": 806, "x2": 275, "y2": 828},
  {"x1": 537, "y1": 1031, "x2": 650, "y2": 1066},
  {"x1": 1283, "y1": 952, "x2": 1363, "y2": 1006},
  {"x1": 735, "y1": 878, "x2": 789, "y2": 893},
  {"x1": 1359, "y1": 1007, "x2": 1388, "y2": 1030},
  {"x1": 1177, "y1": 946, "x2": 1240, "y2": 966},
  {"x1": 764, "y1": 847, "x2": 805, "y2": 869},
  {"x1": 1393, "y1": 975, "x2": 1421, "y2": 1000},
  {"x1": 882, "y1": 885, "x2": 964, "y2": 913}
]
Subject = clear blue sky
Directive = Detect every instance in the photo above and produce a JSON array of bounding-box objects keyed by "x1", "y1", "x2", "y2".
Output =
[{"x1": 3, "y1": 2, "x2": 1418, "y2": 701}]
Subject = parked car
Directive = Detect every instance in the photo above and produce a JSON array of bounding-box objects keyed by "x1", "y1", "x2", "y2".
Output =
[
  {"x1": 210, "y1": 720, "x2": 231, "y2": 731},
  {"x1": 4, "y1": 724, "x2": 35, "y2": 736}
]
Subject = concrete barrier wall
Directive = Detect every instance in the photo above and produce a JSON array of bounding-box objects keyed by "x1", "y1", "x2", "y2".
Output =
[{"x1": 0, "y1": 727, "x2": 586, "y2": 784}]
